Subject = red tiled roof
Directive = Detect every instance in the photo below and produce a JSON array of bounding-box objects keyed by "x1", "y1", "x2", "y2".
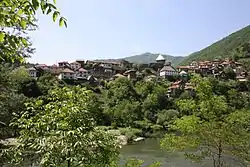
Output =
[{"x1": 177, "y1": 66, "x2": 190, "y2": 69}]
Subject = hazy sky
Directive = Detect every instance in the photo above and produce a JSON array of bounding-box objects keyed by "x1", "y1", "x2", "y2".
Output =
[{"x1": 29, "y1": 0, "x2": 250, "y2": 65}]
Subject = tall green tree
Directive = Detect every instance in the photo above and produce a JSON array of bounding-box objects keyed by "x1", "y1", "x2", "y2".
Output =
[
  {"x1": 5, "y1": 86, "x2": 119, "y2": 166},
  {"x1": 161, "y1": 75, "x2": 250, "y2": 167}
]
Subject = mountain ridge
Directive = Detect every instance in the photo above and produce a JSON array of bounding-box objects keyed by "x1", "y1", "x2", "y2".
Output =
[
  {"x1": 181, "y1": 25, "x2": 250, "y2": 65},
  {"x1": 121, "y1": 52, "x2": 185, "y2": 67}
]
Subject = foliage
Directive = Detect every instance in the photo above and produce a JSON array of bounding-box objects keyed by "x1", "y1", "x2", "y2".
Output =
[
  {"x1": 122, "y1": 159, "x2": 161, "y2": 167},
  {"x1": 0, "y1": 64, "x2": 27, "y2": 138},
  {"x1": 223, "y1": 67, "x2": 236, "y2": 80},
  {"x1": 156, "y1": 109, "x2": 179, "y2": 129},
  {"x1": 119, "y1": 128, "x2": 142, "y2": 141},
  {"x1": 161, "y1": 75, "x2": 250, "y2": 167},
  {"x1": 0, "y1": 0, "x2": 66, "y2": 63},
  {"x1": 181, "y1": 25, "x2": 250, "y2": 65},
  {"x1": 5, "y1": 86, "x2": 119, "y2": 166}
]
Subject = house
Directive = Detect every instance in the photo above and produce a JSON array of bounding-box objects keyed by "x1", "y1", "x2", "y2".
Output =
[
  {"x1": 75, "y1": 68, "x2": 89, "y2": 79},
  {"x1": 236, "y1": 75, "x2": 247, "y2": 82},
  {"x1": 35, "y1": 64, "x2": 49, "y2": 71},
  {"x1": 124, "y1": 69, "x2": 137, "y2": 80},
  {"x1": 28, "y1": 67, "x2": 39, "y2": 78},
  {"x1": 112, "y1": 73, "x2": 126, "y2": 80},
  {"x1": 176, "y1": 66, "x2": 191, "y2": 72},
  {"x1": 70, "y1": 61, "x2": 81, "y2": 70},
  {"x1": 159, "y1": 62, "x2": 178, "y2": 78},
  {"x1": 58, "y1": 61, "x2": 70, "y2": 68},
  {"x1": 58, "y1": 68, "x2": 75, "y2": 80},
  {"x1": 167, "y1": 80, "x2": 183, "y2": 97},
  {"x1": 190, "y1": 61, "x2": 198, "y2": 67},
  {"x1": 92, "y1": 65, "x2": 114, "y2": 79}
]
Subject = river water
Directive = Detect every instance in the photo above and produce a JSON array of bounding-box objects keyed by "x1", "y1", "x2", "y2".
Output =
[
  {"x1": 4, "y1": 138, "x2": 243, "y2": 167},
  {"x1": 120, "y1": 138, "x2": 242, "y2": 167}
]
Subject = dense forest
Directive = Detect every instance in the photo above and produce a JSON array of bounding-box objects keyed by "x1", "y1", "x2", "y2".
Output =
[{"x1": 1, "y1": 1, "x2": 250, "y2": 167}]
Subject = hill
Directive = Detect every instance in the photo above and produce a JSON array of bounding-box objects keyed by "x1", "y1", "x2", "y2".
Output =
[
  {"x1": 122, "y1": 52, "x2": 185, "y2": 67},
  {"x1": 181, "y1": 25, "x2": 250, "y2": 65}
]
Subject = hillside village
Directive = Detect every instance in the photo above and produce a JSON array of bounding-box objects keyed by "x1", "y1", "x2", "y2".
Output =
[{"x1": 27, "y1": 54, "x2": 249, "y2": 96}]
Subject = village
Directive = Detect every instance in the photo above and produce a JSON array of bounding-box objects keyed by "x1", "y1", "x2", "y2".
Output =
[{"x1": 27, "y1": 54, "x2": 249, "y2": 96}]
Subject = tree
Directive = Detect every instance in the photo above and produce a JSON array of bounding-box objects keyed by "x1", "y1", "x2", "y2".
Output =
[
  {"x1": 0, "y1": 0, "x2": 66, "y2": 63},
  {"x1": 103, "y1": 77, "x2": 140, "y2": 126},
  {"x1": 156, "y1": 109, "x2": 179, "y2": 130},
  {"x1": 5, "y1": 86, "x2": 119, "y2": 166},
  {"x1": 223, "y1": 67, "x2": 236, "y2": 80},
  {"x1": 161, "y1": 75, "x2": 250, "y2": 167},
  {"x1": 0, "y1": 64, "x2": 27, "y2": 138}
]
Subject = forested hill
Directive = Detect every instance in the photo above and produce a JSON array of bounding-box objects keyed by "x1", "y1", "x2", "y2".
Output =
[
  {"x1": 181, "y1": 25, "x2": 250, "y2": 65},
  {"x1": 122, "y1": 52, "x2": 185, "y2": 66}
]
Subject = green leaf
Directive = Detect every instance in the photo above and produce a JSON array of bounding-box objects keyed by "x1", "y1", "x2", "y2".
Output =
[
  {"x1": 59, "y1": 17, "x2": 67, "y2": 27},
  {"x1": 21, "y1": 38, "x2": 28, "y2": 47},
  {"x1": 20, "y1": 20, "x2": 27, "y2": 29},
  {"x1": 32, "y1": 0, "x2": 40, "y2": 10},
  {"x1": 53, "y1": 11, "x2": 59, "y2": 22},
  {"x1": 0, "y1": 32, "x2": 5, "y2": 42},
  {"x1": 46, "y1": 8, "x2": 52, "y2": 15},
  {"x1": 17, "y1": 9, "x2": 23, "y2": 15},
  {"x1": 64, "y1": 20, "x2": 67, "y2": 28},
  {"x1": 53, "y1": 0, "x2": 56, "y2": 4}
]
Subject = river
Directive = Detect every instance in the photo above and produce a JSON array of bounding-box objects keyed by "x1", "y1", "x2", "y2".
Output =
[
  {"x1": 3, "y1": 138, "x2": 243, "y2": 167},
  {"x1": 120, "y1": 138, "x2": 243, "y2": 167}
]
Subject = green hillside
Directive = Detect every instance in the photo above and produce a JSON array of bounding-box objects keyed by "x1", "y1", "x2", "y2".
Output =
[
  {"x1": 181, "y1": 25, "x2": 250, "y2": 65},
  {"x1": 123, "y1": 52, "x2": 185, "y2": 67}
]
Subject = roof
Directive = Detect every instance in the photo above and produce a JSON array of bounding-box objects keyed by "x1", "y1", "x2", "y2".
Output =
[
  {"x1": 180, "y1": 70, "x2": 187, "y2": 75},
  {"x1": 124, "y1": 69, "x2": 136, "y2": 75},
  {"x1": 35, "y1": 64, "x2": 47, "y2": 67},
  {"x1": 114, "y1": 73, "x2": 125, "y2": 78},
  {"x1": 62, "y1": 68, "x2": 74, "y2": 73},
  {"x1": 177, "y1": 66, "x2": 190, "y2": 69},
  {"x1": 28, "y1": 67, "x2": 37, "y2": 71},
  {"x1": 160, "y1": 64, "x2": 176, "y2": 72},
  {"x1": 156, "y1": 54, "x2": 165, "y2": 61},
  {"x1": 58, "y1": 61, "x2": 68, "y2": 63},
  {"x1": 70, "y1": 61, "x2": 81, "y2": 65},
  {"x1": 236, "y1": 75, "x2": 246, "y2": 79},
  {"x1": 78, "y1": 68, "x2": 88, "y2": 72}
]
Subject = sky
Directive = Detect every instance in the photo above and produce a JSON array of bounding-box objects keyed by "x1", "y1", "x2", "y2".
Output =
[{"x1": 29, "y1": 0, "x2": 250, "y2": 65}]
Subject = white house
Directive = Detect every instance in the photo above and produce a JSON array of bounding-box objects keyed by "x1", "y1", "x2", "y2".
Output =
[
  {"x1": 28, "y1": 67, "x2": 39, "y2": 78},
  {"x1": 58, "y1": 68, "x2": 75, "y2": 80},
  {"x1": 160, "y1": 62, "x2": 178, "y2": 78},
  {"x1": 70, "y1": 61, "x2": 81, "y2": 70},
  {"x1": 75, "y1": 68, "x2": 89, "y2": 79}
]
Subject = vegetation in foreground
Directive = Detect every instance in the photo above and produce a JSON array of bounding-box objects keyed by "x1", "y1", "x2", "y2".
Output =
[{"x1": 1, "y1": 1, "x2": 250, "y2": 167}]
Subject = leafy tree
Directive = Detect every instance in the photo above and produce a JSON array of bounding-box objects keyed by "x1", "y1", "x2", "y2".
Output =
[
  {"x1": 37, "y1": 72, "x2": 60, "y2": 95},
  {"x1": 1, "y1": 0, "x2": 66, "y2": 63},
  {"x1": 5, "y1": 86, "x2": 119, "y2": 166},
  {"x1": 156, "y1": 109, "x2": 179, "y2": 129},
  {"x1": 0, "y1": 64, "x2": 27, "y2": 138},
  {"x1": 223, "y1": 67, "x2": 236, "y2": 80},
  {"x1": 161, "y1": 75, "x2": 250, "y2": 167},
  {"x1": 103, "y1": 77, "x2": 140, "y2": 126}
]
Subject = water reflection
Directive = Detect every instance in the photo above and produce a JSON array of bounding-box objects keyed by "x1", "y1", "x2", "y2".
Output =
[{"x1": 120, "y1": 138, "x2": 241, "y2": 167}]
